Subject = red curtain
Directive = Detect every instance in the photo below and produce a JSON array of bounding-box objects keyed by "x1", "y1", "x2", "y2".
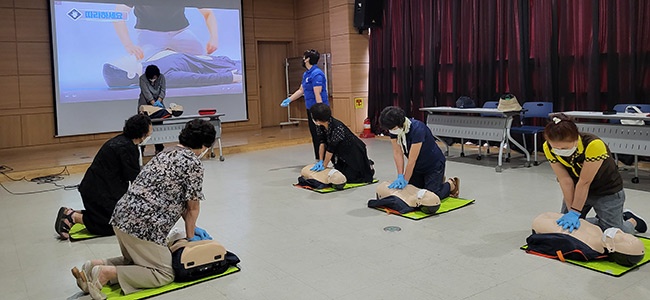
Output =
[{"x1": 368, "y1": 0, "x2": 650, "y2": 132}]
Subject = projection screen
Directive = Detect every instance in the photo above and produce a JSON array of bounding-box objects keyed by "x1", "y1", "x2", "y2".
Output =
[{"x1": 49, "y1": 0, "x2": 247, "y2": 136}]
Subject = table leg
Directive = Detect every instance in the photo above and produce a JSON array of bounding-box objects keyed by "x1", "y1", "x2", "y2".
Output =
[
  {"x1": 505, "y1": 118, "x2": 531, "y2": 167},
  {"x1": 433, "y1": 134, "x2": 450, "y2": 156}
]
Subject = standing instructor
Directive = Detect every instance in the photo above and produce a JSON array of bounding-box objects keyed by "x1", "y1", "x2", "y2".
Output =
[{"x1": 280, "y1": 49, "x2": 329, "y2": 160}]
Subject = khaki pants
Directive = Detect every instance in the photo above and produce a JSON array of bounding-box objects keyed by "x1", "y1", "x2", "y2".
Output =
[{"x1": 106, "y1": 227, "x2": 174, "y2": 295}]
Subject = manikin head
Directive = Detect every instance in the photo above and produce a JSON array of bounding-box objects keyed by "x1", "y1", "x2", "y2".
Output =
[{"x1": 602, "y1": 228, "x2": 645, "y2": 267}]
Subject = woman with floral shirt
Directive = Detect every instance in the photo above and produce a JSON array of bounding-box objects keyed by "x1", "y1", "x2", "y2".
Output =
[{"x1": 70, "y1": 119, "x2": 216, "y2": 299}]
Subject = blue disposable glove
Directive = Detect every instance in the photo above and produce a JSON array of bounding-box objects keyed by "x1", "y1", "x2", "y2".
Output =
[
  {"x1": 153, "y1": 100, "x2": 164, "y2": 108},
  {"x1": 556, "y1": 210, "x2": 581, "y2": 232},
  {"x1": 189, "y1": 227, "x2": 212, "y2": 241},
  {"x1": 280, "y1": 98, "x2": 291, "y2": 107},
  {"x1": 388, "y1": 174, "x2": 407, "y2": 189},
  {"x1": 310, "y1": 160, "x2": 325, "y2": 172}
]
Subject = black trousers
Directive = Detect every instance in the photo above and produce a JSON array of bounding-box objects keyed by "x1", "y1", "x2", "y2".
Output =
[{"x1": 307, "y1": 109, "x2": 319, "y2": 160}]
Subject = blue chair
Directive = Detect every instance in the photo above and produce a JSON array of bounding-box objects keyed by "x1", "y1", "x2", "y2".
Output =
[
  {"x1": 610, "y1": 104, "x2": 650, "y2": 183},
  {"x1": 509, "y1": 102, "x2": 554, "y2": 166}
]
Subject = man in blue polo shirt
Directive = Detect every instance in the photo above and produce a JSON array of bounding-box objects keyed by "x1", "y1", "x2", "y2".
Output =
[
  {"x1": 379, "y1": 106, "x2": 460, "y2": 200},
  {"x1": 280, "y1": 49, "x2": 329, "y2": 160}
]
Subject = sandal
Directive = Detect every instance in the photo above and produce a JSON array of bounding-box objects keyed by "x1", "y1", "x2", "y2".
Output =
[
  {"x1": 449, "y1": 177, "x2": 460, "y2": 198},
  {"x1": 55, "y1": 207, "x2": 74, "y2": 240}
]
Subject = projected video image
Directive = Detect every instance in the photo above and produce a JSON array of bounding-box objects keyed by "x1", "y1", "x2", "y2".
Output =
[{"x1": 52, "y1": 1, "x2": 244, "y2": 103}]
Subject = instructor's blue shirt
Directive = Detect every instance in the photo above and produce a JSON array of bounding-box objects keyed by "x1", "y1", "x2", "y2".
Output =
[
  {"x1": 302, "y1": 65, "x2": 329, "y2": 109},
  {"x1": 390, "y1": 118, "x2": 445, "y2": 173}
]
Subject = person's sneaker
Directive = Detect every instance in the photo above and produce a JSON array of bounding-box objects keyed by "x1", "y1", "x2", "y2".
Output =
[{"x1": 623, "y1": 209, "x2": 647, "y2": 233}]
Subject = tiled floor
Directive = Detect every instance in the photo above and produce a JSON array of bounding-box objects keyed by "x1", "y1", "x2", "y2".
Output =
[{"x1": 1, "y1": 138, "x2": 650, "y2": 299}]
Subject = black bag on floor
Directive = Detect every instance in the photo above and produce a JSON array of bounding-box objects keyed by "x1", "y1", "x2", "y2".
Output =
[
  {"x1": 525, "y1": 233, "x2": 605, "y2": 262},
  {"x1": 170, "y1": 239, "x2": 240, "y2": 282}
]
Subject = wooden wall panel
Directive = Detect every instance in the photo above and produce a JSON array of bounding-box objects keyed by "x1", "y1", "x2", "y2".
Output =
[
  {"x1": 0, "y1": 1, "x2": 13, "y2": 8},
  {"x1": 17, "y1": 42, "x2": 51, "y2": 75},
  {"x1": 0, "y1": 76, "x2": 20, "y2": 109},
  {"x1": 297, "y1": 14, "x2": 325, "y2": 43},
  {"x1": 242, "y1": 0, "x2": 253, "y2": 17},
  {"x1": 297, "y1": 40, "x2": 326, "y2": 55},
  {"x1": 243, "y1": 18, "x2": 255, "y2": 44},
  {"x1": 348, "y1": 34, "x2": 370, "y2": 64},
  {"x1": 329, "y1": 35, "x2": 349, "y2": 64},
  {"x1": 0, "y1": 42, "x2": 18, "y2": 75},
  {"x1": 254, "y1": 19, "x2": 295, "y2": 39},
  {"x1": 331, "y1": 97, "x2": 352, "y2": 126},
  {"x1": 19, "y1": 75, "x2": 53, "y2": 108},
  {"x1": 297, "y1": 0, "x2": 324, "y2": 18},
  {"x1": 245, "y1": 67, "x2": 258, "y2": 96},
  {"x1": 0, "y1": 8, "x2": 15, "y2": 41},
  {"x1": 21, "y1": 113, "x2": 57, "y2": 146},
  {"x1": 329, "y1": 63, "x2": 368, "y2": 94},
  {"x1": 15, "y1": 9, "x2": 49, "y2": 42},
  {"x1": 329, "y1": 0, "x2": 353, "y2": 9},
  {"x1": 245, "y1": 99, "x2": 260, "y2": 125},
  {"x1": 244, "y1": 42, "x2": 256, "y2": 68},
  {"x1": 0, "y1": 115, "x2": 22, "y2": 148},
  {"x1": 14, "y1": 0, "x2": 47, "y2": 9},
  {"x1": 253, "y1": 0, "x2": 294, "y2": 19},
  {"x1": 328, "y1": 4, "x2": 353, "y2": 37}
]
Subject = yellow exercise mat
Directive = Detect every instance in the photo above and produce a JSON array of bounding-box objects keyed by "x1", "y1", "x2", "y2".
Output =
[
  {"x1": 371, "y1": 197, "x2": 475, "y2": 220},
  {"x1": 105, "y1": 266, "x2": 241, "y2": 299}
]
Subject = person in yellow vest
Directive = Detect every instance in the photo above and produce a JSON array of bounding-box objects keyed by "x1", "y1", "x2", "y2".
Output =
[{"x1": 543, "y1": 113, "x2": 646, "y2": 234}]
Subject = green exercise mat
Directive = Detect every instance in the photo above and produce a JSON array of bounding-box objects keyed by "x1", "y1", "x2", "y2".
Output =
[
  {"x1": 105, "y1": 266, "x2": 240, "y2": 299},
  {"x1": 69, "y1": 223, "x2": 101, "y2": 241},
  {"x1": 371, "y1": 197, "x2": 475, "y2": 220},
  {"x1": 294, "y1": 179, "x2": 378, "y2": 193},
  {"x1": 521, "y1": 236, "x2": 650, "y2": 277}
]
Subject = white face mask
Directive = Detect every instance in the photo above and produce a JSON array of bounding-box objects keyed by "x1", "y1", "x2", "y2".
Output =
[
  {"x1": 140, "y1": 135, "x2": 151, "y2": 145},
  {"x1": 149, "y1": 78, "x2": 156, "y2": 83},
  {"x1": 198, "y1": 147, "x2": 210, "y2": 159},
  {"x1": 389, "y1": 128, "x2": 402, "y2": 135},
  {"x1": 553, "y1": 146, "x2": 577, "y2": 157}
]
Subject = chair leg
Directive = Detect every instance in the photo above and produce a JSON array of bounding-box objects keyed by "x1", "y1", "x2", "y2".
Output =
[{"x1": 533, "y1": 133, "x2": 539, "y2": 166}]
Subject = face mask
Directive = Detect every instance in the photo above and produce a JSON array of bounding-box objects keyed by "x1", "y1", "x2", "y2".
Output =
[
  {"x1": 149, "y1": 78, "x2": 156, "y2": 83},
  {"x1": 301, "y1": 59, "x2": 307, "y2": 69},
  {"x1": 140, "y1": 135, "x2": 151, "y2": 145},
  {"x1": 553, "y1": 146, "x2": 577, "y2": 157},
  {"x1": 198, "y1": 147, "x2": 210, "y2": 159},
  {"x1": 389, "y1": 128, "x2": 402, "y2": 135}
]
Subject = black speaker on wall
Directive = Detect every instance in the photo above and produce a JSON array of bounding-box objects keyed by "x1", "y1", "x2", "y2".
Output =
[{"x1": 353, "y1": 0, "x2": 382, "y2": 33}]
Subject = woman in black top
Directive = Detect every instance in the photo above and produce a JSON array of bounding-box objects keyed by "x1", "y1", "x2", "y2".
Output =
[
  {"x1": 54, "y1": 114, "x2": 152, "y2": 239},
  {"x1": 310, "y1": 103, "x2": 374, "y2": 183}
]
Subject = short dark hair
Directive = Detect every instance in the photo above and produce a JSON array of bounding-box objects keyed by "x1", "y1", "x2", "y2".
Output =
[
  {"x1": 379, "y1": 106, "x2": 406, "y2": 130},
  {"x1": 544, "y1": 113, "x2": 580, "y2": 142},
  {"x1": 123, "y1": 114, "x2": 152, "y2": 139},
  {"x1": 303, "y1": 49, "x2": 320, "y2": 65},
  {"x1": 310, "y1": 103, "x2": 331, "y2": 122},
  {"x1": 179, "y1": 119, "x2": 216, "y2": 149},
  {"x1": 145, "y1": 65, "x2": 161, "y2": 80}
]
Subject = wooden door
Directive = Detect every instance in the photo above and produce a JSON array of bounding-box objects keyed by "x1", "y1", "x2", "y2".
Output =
[{"x1": 258, "y1": 42, "x2": 289, "y2": 127}]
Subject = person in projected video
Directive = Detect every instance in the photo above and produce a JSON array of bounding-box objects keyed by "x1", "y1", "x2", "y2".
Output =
[
  {"x1": 113, "y1": 4, "x2": 219, "y2": 61},
  {"x1": 103, "y1": 50, "x2": 243, "y2": 89}
]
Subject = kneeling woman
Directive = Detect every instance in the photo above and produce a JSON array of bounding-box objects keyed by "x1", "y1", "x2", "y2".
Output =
[
  {"x1": 70, "y1": 119, "x2": 216, "y2": 299},
  {"x1": 309, "y1": 103, "x2": 374, "y2": 183},
  {"x1": 543, "y1": 114, "x2": 646, "y2": 234}
]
